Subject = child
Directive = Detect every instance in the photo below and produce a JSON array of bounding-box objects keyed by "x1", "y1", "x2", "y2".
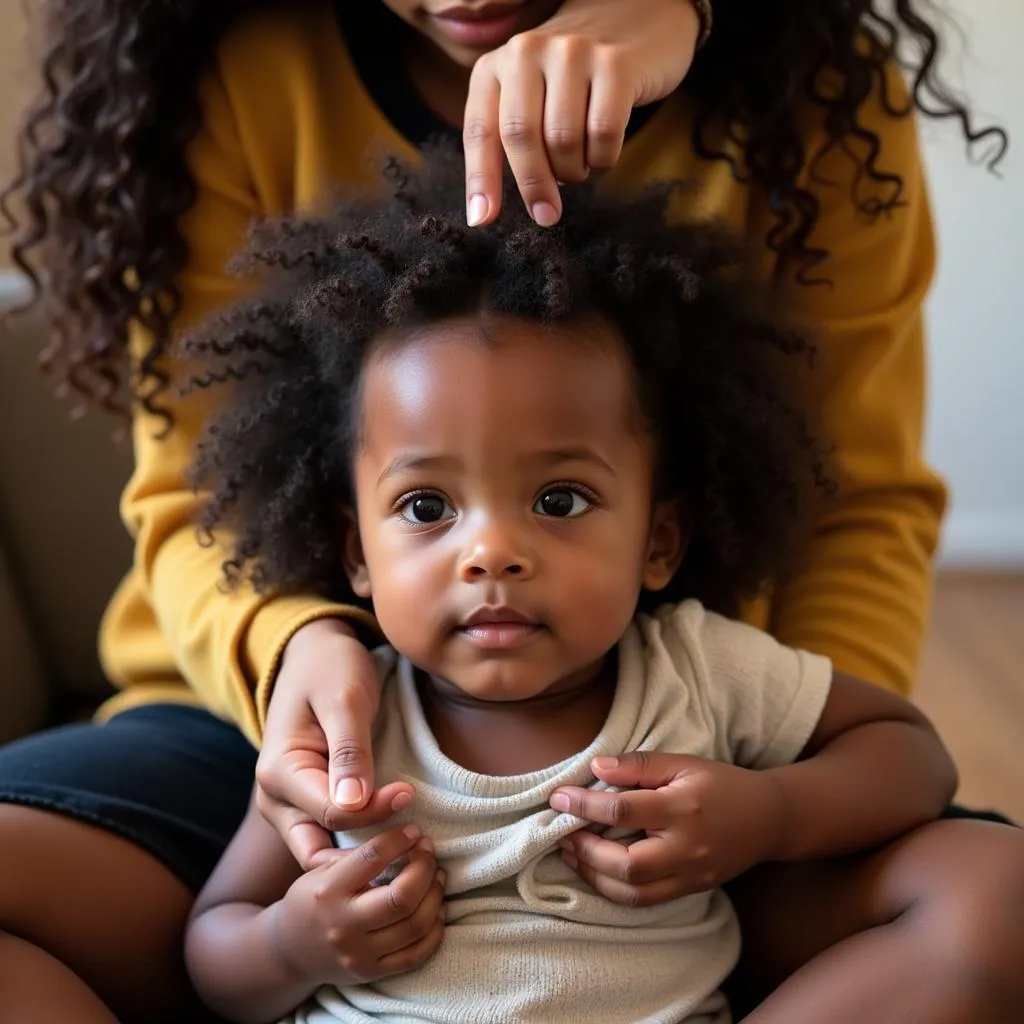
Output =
[{"x1": 182, "y1": 150, "x2": 956, "y2": 1024}]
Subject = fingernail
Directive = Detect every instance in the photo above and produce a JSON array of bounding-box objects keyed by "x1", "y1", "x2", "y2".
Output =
[
  {"x1": 418, "y1": 836, "x2": 435, "y2": 855},
  {"x1": 531, "y1": 201, "x2": 559, "y2": 227},
  {"x1": 562, "y1": 851, "x2": 578, "y2": 870},
  {"x1": 550, "y1": 793, "x2": 570, "y2": 813},
  {"x1": 467, "y1": 193, "x2": 489, "y2": 226},
  {"x1": 402, "y1": 823, "x2": 422, "y2": 841},
  {"x1": 436, "y1": 868, "x2": 447, "y2": 885},
  {"x1": 593, "y1": 756, "x2": 619, "y2": 771},
  {"x1": 335, "y1": 777, "x2": 365, "y2": 808},
  {"x1": 391, "y1": 791, "x2": 413, "y2": 813}
]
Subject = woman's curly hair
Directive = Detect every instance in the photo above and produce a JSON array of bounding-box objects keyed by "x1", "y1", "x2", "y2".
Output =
[
  {"x1": 1, "y1": 0, "x2": 1007, "y2": 421},
  {"x1": 186, "y1": 148, "x2": 830, "y2": 618}
]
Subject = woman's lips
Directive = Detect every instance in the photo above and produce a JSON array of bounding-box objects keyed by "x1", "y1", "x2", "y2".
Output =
[{"x1": 429, "y1": 3, "x2": 531, "y2": 47}]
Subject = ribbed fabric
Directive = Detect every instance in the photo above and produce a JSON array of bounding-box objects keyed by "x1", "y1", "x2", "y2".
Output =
[{"x1": 284, "y1": 601, "x2": 832, "y2": 1024}]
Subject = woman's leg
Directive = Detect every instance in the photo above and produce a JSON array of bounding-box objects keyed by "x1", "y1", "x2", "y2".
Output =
[
  {"x1": 730, "y1": 818, "x2": 1024, "y2": 1024},
  {"x1": 0, "y1": 705, "x2": 257, "y2": 1023}
]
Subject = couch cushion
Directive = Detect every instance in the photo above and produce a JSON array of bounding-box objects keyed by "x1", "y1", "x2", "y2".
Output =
[{"x1": 0, "y1": 277, "x2": 132, "y2": 706}]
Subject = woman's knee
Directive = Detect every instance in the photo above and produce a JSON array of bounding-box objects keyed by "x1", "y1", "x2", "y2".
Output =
[{"x1": 0, "y1": 802, "x2": 201, "y2": 1022}]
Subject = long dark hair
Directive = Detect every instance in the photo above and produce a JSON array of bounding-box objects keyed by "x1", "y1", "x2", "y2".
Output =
[{"x1": 1, "y1": 0, "x2": 1007, "y2": 421}]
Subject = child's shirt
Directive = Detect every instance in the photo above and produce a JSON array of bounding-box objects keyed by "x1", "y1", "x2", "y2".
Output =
[{"x1": 283, "y1": 600, "x2": 831, "y2": 1024}]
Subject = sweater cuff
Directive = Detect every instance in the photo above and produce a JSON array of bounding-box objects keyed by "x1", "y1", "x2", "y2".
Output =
[{"x1": 244, "y1": 596, "x2": 380, "y2": 738}]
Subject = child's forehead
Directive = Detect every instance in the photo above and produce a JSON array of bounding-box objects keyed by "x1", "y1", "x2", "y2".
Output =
[{"x1": 357, "y1": 315, "x2": 646, "y2": 462}]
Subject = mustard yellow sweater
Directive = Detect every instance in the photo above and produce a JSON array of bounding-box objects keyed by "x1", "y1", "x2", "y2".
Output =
[{"x1": 96, "y1": 2, "x2": 944, "y2": 746}]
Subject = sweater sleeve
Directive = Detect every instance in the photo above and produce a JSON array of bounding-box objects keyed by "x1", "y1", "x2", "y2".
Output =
[
  {"x1": 765, "y1": 66, "x2": 946, "y2": 694},
  {"x1": 116, "y1": 67, "x2": 375, "y2": 744}
]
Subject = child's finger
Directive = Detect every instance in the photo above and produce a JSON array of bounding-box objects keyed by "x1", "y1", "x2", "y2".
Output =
[
  {"x1": 367, "y1": 872, "x2": 446, "y2": 955},
  {"x1": 549, "y1": 785, "x2": 672, "y2": 830},
  {"x1": 374, "y1": 911, "x2": 446, "y2": 978},
  {"x1": 356, "y1": 844, "x2": 440, "y2": 929},
  {"x1": 561, "y1": 831, "x2": 675, "y2": 887},
  {"x1": 568, "y1": 854, "x2": 691, "y2": 907},
  {"x1": 331, "y1": 823, "x2": 424, "y2": 894},
  {"x1": 589, "y1": 752, "x2": 703, "y2": 790}
]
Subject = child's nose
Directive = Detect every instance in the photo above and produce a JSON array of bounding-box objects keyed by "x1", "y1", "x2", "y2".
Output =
[{"x1": 458, "y1": 521, "x2": 535, "y2": 582}]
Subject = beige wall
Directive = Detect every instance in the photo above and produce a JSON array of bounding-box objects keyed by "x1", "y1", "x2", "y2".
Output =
[{"x1": 0, "y1": 0, "x2": 32, "y2": 267}]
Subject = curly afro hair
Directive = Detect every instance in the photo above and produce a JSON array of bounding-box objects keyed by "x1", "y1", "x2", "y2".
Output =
[{"x1": 187, "y1": 146, "x2": 833, "y2": 619}]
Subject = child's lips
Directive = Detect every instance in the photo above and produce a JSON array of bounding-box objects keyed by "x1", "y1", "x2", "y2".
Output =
[{"x1": 457, "y1": 606, "x2": 544, "y2": 649}]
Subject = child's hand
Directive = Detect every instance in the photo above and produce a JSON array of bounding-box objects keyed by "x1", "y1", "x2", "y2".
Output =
[
  {"x1": 463, "y1": 0, "x2": 703, "y2": 227},
  {"x1": 550, "y1": 753, "x2": 785, "y2": 906},
  {"x1": 273, "y1": 823, "x2": 447, "y2": 988}
]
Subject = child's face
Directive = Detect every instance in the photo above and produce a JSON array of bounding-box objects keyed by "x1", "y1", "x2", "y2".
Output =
[
  {"x1": 380, "y1": 0, "x2": 565, "y2": 66},
  {"x1": 345, "y1": 315, "x2": 685, "y2": 702}
]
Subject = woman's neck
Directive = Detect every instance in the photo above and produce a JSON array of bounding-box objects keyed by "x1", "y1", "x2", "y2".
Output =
[
  {"x1": 403, "y1": 35, "x2": 472, "y2": 128},
  {"x1": 415, "y1": 656, "x2": 618, "y2": 777}
]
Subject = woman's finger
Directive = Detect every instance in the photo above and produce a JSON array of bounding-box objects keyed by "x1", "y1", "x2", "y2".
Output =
[
  {"x1": 540, "y1": 37, "x2": 592, "y2": 184},
  {"x1": 496, "y1": 36, "x2": 562, "y2": 227},
  {"x1": 584, "y1": 48, "x2": 633, "y2": 171},
  {"x1": 309, "y1": 665, "x2": 380, "y2": 813},
  {"x1": 463, "y1": 60, "x2": 503, "y2": 225},
  {"x1": 255, "y1": 784, "x2": 335, "y2": 869},
  {"x1": 562, "y1": 830, "x2": 677, "y2": 887}
]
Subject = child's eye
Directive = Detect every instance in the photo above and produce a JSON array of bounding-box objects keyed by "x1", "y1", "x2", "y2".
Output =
[
  {"x1": 398, "y1": 493, "x2": 454, "y2": 525},
  {"x1": 533, "y1": 487, "x2": 593, "y2": 519}
]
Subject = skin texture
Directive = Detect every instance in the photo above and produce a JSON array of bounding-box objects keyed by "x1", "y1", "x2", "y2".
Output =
[{"x1": 184, "y1": 315, "x2": 965, "y2": 1024}]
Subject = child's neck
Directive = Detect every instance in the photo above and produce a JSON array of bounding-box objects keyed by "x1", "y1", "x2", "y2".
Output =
[
  {"x1": 415, "y1": 655, "x2": 618, "y2": 777},
  {"x1": 402, "y1": 34, "x2": 472, "y2": 129}
]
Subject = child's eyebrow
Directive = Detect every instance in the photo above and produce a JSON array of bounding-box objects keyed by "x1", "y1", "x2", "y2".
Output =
[
  {"x1": 534, "y1": 448, "x2": 616, "y2": 476},
  {"x1": 377, "y1": 453, "x2": 458, "y2": 486}
]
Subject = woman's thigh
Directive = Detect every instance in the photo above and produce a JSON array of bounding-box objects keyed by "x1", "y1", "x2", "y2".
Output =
[{"x1": 0, "y1": 704, "x2": 257, "y2": 1022}]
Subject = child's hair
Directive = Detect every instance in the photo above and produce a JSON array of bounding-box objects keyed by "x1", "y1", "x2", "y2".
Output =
[
  {"x1": 187, "y1": 147, "x2": 831, "y2": 619},
  {"x1": 1, "y1": 0, "x2": 1007, "y2": 422}
]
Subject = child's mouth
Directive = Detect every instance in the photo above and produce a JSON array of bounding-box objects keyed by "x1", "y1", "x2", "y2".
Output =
[{"x1": 457, "y1": 606, "x2": 544, "y2": 649}]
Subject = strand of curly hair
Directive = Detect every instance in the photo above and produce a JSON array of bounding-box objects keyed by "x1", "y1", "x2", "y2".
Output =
[{"x1": 1, "y1": 0, "x2": 1007, "y2": 422}]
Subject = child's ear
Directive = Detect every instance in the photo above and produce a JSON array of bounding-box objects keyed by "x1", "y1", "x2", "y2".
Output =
[
  {"x1": 342, "y1": 508, "x2": 372, "y2": 599},
  {"x1": 643, "y1": 499, "x2": 688, "y2": 592}
]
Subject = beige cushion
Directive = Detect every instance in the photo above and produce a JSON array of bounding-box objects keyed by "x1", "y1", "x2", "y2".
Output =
[{"x1": 0, "y1": 278, "x2": 132, "y2": 715}]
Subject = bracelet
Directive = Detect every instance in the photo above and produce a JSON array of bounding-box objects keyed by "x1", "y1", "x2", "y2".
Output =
[{"x1": 691, "y1": 0, "x2": 713, "y2": 49}]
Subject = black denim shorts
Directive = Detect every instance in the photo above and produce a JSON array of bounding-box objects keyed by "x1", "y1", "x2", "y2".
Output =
[{"x1": 0, "y1": 704, "x2": 258, "y2": 893}]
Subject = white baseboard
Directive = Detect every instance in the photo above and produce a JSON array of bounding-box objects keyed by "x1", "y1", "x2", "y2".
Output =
[{"x1": 939, "y1": 511, "x2": 1024, "y2": 569}]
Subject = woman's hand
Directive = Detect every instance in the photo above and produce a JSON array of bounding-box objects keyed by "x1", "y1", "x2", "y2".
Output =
[
  {"x1": 256, "y1": 618, "x2": 415, "y2": 869},
  {"x1": 464, "y1": 0, "x2": 703, "y2": 227},
  {"x1": 550, "y1": 752, "x2": 785, "y2": 906}
]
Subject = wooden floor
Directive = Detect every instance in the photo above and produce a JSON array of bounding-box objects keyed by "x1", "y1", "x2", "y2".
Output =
[{"x1": 914, "y1": 572, "x2": 1024, "y2": 821}]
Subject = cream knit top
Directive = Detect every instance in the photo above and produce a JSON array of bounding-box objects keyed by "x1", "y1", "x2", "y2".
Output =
[{"x1": 283, "y1": 600, "x2": 832, "y2": 1024}]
